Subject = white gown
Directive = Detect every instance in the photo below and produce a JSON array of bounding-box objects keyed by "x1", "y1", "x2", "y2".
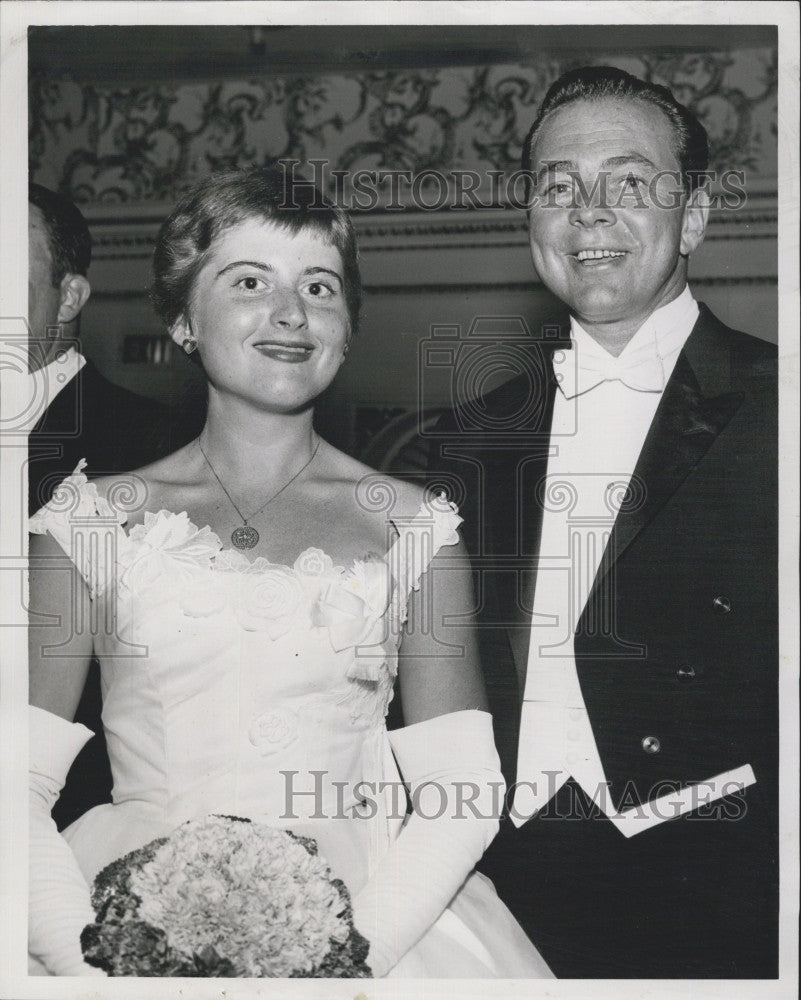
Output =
[{"x1": 30, "y1": 463, "x2": 551, "y2": 978}]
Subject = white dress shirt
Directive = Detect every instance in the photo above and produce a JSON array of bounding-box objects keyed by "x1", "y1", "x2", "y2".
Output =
[{"x1": 511, "y1": 288, "x2": 755, "y2": 835}]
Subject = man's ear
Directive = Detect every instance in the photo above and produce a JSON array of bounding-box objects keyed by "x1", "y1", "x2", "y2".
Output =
[
  {"x1": 680, "y1": 186, "x2": 710, "y2": 256},
  {"x1": 56, "y1": 274, "x2": 91, "y2": 325}
]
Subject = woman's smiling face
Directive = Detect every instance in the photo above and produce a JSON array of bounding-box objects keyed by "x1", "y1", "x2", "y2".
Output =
[{"x1": 171, "y1": 217, "x2": 351, "y2": 412}]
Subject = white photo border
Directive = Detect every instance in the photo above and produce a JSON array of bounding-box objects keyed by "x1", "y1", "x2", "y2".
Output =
[{"x1": 1, "y1": 3, "x2": 798, "y2": 999}]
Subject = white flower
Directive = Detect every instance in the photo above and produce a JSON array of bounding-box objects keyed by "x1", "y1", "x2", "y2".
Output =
[
  {"x1": 234, "y1": 567, "x2": 304, "y2": 638},
  {"x1": 127, "y1": 510, "x2": 221, "y2": 562},
  {"x1": 248, "y1": 707, "x2": 299, "y2": 754},
  {"x1": 121, "y1": 511, "x2": 222, "y2": 592},
  {"x1": 293, "y1": 548, "x2": 339, "y2": 579},
  {"x1": 342, "y1": 558, "x2": 391, "y2": 617},
  {"x1": 292, "y1": 549, "x2": 344, "y2": 601},
  {"x1": 312, "y1": 579, "x2": 382, "y2": 653},
  {"x1": 119, "y1": 815, "x2": 361, "y2": 976},
  {"x1": 214, "y1": 547, "x2": 254, "y2": 573}
]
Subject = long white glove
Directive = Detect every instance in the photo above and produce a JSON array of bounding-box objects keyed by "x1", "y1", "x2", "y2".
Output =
[
  {"x1": 351, "y1": 709, "x2": 504, "y2": 977},
  {"x1": 28, "y1": 705, "x2": 106, "y2": 976}
]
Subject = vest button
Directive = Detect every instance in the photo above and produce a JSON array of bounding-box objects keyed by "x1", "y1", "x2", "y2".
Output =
[
  {"x1": 641, "y1": 736, "x2": 661, "y2": 754},
  {"x1": 712, "y1": 595, "x2": 732, "y2": 614},
  {"x1": 676, "y1": 665, "x2": 696, "y2": 682}
]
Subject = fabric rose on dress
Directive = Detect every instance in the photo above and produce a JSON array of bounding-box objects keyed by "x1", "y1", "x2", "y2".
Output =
[
  {"x1": 293, "y1": 548, "x2": 339, "y2": 580},
  {"x1": 293, "y1": 548, "x2": 344, "y2": 600},
  {"x1": 248, "y1": 707, "x2": 299, "y2": 755},
  {"x1": 312, "y1": 584, "x2": 368, "y2": 652},
  {"x1": 214, "y1": 547, "x2": 254, "y2": 573},
  {"x1": 121, "y1": 511, "x2": 222, "y2": 592},
  {"x1": 313, "y1": 562, "x2": 389, "y2": 659},
  {"x1": 234, "y1": 567, "x2": 304, "y2": 638},
  {"x1": 342, "y1": 557, "x2": 391, "y2": 617}
]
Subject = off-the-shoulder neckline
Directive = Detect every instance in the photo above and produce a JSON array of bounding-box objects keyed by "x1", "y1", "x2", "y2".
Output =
[
  {"x1": 33, "y1": 462, "x2": 460, "y2": 576},
  {"x1": 122, "y1": 507, "x2": 398, "y2": 575},
  {"x1": 118, "y1": 499, "x2": 458, "y2": 574}
]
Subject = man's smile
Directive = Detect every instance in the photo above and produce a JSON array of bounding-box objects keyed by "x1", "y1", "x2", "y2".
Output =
[{"x1": 573, "y1": 249, "x2": 628, "y2": 263}]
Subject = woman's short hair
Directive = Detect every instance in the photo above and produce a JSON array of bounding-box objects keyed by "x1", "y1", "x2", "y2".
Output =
[
  {"x1": 152, "y1": 166, "x2": 362, "y2": 336},
  {"x1": 522, "y1": 65, "x2": 710, "y2": 196}
]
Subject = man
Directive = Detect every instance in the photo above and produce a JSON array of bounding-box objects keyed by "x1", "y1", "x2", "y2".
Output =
[
  {"x1": 27, "y1": 183, "x2": 180, "y2": 514},
  {"x1": 431, "y1": 67, "x2": 778, "y2": 977},
  {"x1": 26, "y1": 183, "x2": 184, "y2": 828}
]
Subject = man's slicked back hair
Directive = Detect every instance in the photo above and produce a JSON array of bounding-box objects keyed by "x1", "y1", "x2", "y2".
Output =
[{"x1": 522, "y1": 65, "x2": 710, "y2": 194}]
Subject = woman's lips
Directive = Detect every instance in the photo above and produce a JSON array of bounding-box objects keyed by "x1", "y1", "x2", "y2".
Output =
[{"x1": 253, "y1": 341, "x2": 314, "y2": 363}]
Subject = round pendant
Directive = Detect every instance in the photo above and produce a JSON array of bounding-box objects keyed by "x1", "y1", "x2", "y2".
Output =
[{"x1": 231, "y1": 525, "x2": 259, "y2": 550}]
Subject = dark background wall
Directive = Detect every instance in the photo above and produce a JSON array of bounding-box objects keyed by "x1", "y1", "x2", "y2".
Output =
[{"x1": 29, "y1": 24, "x2": 777, "y2": 456}]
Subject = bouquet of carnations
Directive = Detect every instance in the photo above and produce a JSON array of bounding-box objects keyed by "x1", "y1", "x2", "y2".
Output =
[{"x1": 80, "y1": 815, "x2": 371, "y2": 977}]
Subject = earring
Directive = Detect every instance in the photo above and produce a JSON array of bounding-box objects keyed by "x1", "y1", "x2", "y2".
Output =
[{"x1": 183, "y1": 338, "x2": 197, "y2": 355}]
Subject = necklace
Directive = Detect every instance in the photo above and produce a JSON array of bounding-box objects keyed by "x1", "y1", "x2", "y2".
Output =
[{"x1": 197, "y1": 436, "x2": 321, "y2": 550}]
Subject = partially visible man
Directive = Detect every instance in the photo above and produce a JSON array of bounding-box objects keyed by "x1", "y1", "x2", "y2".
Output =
[
  {"x1": 27, "y1": 183, "x2": 181, "y2": 828},
  {"x1": 27, "y1": 183, "x2": 178, "y2": 514},
  {"x1": 432, "y1": 67, "x2": 778, "y2": 977}
]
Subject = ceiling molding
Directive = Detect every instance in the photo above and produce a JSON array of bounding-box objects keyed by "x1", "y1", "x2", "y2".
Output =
[
  {"x1": 86, "y1": 193, "x2": 776, "y2": 299},
  {"x1": 28, "y1": 24, "x2": 778, "y2": 82}
]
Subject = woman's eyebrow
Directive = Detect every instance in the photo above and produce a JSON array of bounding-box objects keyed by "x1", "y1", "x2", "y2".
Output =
[
  {"x1": 216, "y1": 260, "x2": 273, "y2": 277},
  {"x1": 301, "y1": 266, "x2": 343, "y2": 286}
]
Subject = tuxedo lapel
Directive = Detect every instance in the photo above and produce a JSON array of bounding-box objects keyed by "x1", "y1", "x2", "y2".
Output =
[{"x1": 586, "y1": 307, "x2": 745, "y2": 601}]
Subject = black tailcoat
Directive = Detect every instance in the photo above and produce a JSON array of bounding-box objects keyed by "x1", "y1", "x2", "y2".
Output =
[{"x1": 430, "y1": 304, "x2": 778, "y2": 977}]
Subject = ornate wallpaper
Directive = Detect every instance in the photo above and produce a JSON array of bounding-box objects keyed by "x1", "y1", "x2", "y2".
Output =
[{"x1": 29, "y1": 47, "x2": 777, "y2": 209}]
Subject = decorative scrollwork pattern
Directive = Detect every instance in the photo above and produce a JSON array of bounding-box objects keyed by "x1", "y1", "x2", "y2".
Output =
[{"x1": 29, "y1": 48, "x2": 776, "y2": 207}]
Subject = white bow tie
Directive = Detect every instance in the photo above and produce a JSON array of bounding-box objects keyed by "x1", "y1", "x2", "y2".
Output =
[{"x1": 553, "y1": 341, "x2": 667, "y2": 398}]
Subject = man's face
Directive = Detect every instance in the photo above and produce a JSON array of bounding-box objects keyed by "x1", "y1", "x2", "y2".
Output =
[
  {"x1": 527, "y1": 96, "x2": 707, "y2": 345},
  {"x1": 28, "y1": 205, "x2": 65, "y2": 372}
]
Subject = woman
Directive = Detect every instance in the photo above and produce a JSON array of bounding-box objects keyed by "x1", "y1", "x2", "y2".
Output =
[{"x1": 28, "y1": 167, "x2": 552, "y2": 978}]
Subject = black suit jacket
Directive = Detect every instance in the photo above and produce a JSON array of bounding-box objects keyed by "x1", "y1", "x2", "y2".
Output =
[
  {"x1": 430, "y1": 304, "x2": 778, "y2": 976},
  {"x1": 29, "y1": 358, "x2": 195, "y2": 829},
  {"x1": 28, "y1": 358, "x2": 184, "y2": 515}
]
